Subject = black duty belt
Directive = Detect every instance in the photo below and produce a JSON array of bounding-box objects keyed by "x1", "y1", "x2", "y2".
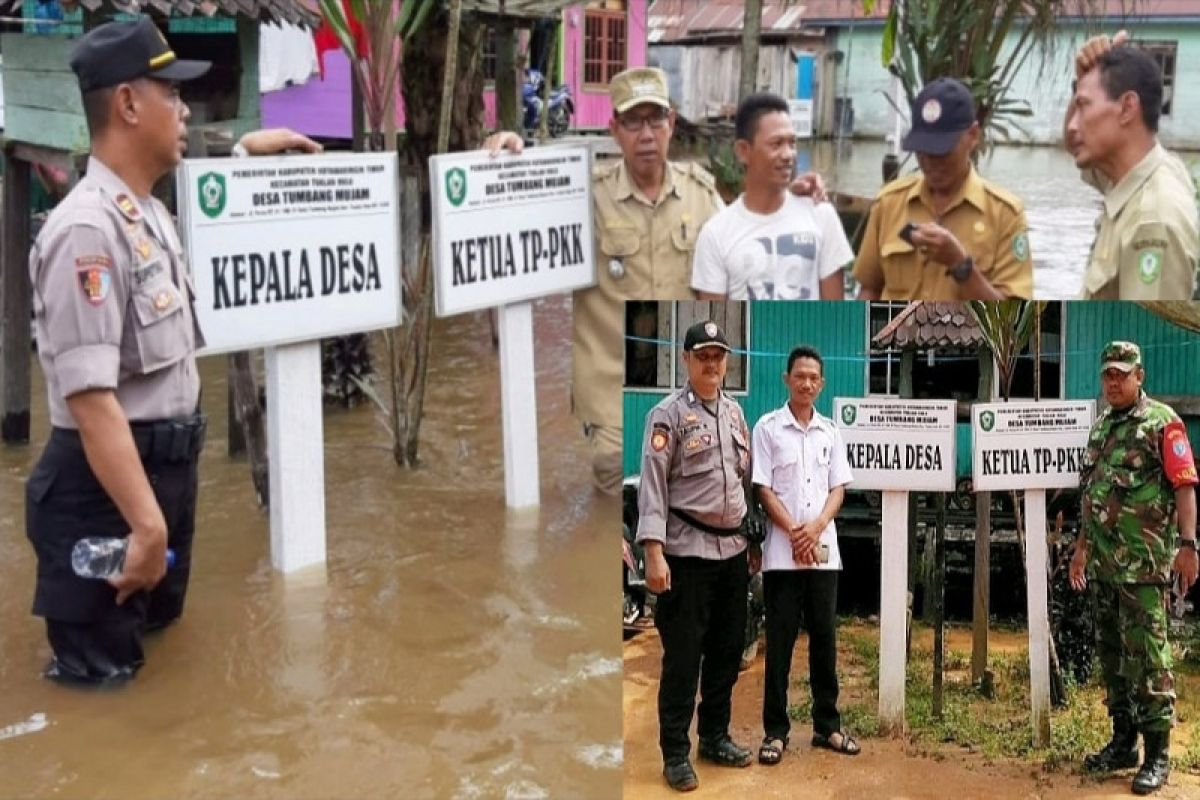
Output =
[
  {"x1": 129, "y1": 414, "x2": 207, "y2": 463},
  {"x1": 670, "y1": 507, "x2": 744, "y2": 537}
]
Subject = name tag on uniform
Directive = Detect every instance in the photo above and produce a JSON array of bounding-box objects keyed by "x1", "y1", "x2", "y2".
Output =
[{"x1": 132, "y1": 260, "x2": 165, "y2": 288}]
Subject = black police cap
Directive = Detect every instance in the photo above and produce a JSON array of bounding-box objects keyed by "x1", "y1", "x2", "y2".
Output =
[
  {"x1": 70, "y1": 16, "x2": 210, "y2": 94},
  {"x1": 683, "y1": 320, "x2": 731, "y2": 353},
  {"x1": 901, "y1": 77, "x2": 977, "y2": 156}
]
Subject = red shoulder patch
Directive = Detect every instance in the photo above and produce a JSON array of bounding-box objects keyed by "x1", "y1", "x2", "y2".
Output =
[{"x1": 1163, "y1": 420, "x2": 1198, "y2": 487}]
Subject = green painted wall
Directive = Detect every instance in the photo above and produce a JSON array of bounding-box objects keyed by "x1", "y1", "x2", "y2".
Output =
[
  {"x1": 624, "y1": 301, "x2": 1200, "y2": 478},
  {"x1": 623, "y1": 302, "x2": 869, "y2": 475}
]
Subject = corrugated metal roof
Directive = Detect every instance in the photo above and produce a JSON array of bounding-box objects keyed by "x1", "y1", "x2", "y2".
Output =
[
  {"x1": 0, "y1": 0, "x2": 319, "y2": 25},
  {"x1": 648, "y1": 0, "x2": 890, "y2": 42},
  {"x1": 872, "y1": 301, "x2": 984, "y2": 349}
]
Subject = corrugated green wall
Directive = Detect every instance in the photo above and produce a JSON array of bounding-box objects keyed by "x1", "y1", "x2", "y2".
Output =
[
  {"x1": 1065, "y1": 301, "x2": 1200, "y2": 443},
  {"x1": 623, "y1": 302, "x2": 868, "y2": 475},
  {"x1": 624, "y1": 301, "x2": 1200, "y2": 478}
]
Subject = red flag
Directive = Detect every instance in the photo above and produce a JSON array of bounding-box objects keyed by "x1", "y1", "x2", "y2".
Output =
[{"x1": 314, "y1": 0, "x2": 369, "y2": 79}]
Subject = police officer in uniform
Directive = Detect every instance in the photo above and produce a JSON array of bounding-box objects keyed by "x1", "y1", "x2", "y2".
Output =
[
  {"x1": 1067, "y1": 38, "x2": 1199, "y2": 299},
  {"x1": 1070, "y1": 342, "x2": 1198, "y2": 795},
  {"x1": 25, "y1": 17, "x2": 319, "y2": 684},
  {"x1": 636, "y1": 320, "x2": 754, "y2": 792},
  {"x1": 853, "y1": 78, "x2": 1033, "y2": 301}
]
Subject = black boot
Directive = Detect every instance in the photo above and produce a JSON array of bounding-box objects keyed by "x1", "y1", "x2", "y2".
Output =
[
  {"x1": 1082, "y1": 714, "x2": 1139, "y2": 772},
  {"x1": 1131, "y1": 730, "x2": 1170, "y2": 795}
]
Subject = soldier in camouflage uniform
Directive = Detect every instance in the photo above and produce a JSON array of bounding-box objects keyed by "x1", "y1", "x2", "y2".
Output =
[{"x1": 1070, "y1": 341, "x2": 1198, "y2": 795}]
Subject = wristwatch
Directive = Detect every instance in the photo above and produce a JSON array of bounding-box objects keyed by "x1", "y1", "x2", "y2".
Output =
[
  {"x1": 947, "y1": 256, "x2": 974, "y2": 283},
  {"x1": 1177, "y1": 537, "x2": 1197, "y2": 551},
  {"x1": 231, "y1": 141, "x2": 249, "y2": 159}
]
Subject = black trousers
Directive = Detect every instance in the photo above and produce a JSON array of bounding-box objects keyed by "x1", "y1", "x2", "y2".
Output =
[
  {"x1": 25, "y1": 422, "x2": 203, "y2": 684},
  {"x1": 654, "y1": 550, "x2": 748, "y2": 763},
  {"x1": 762, "y1": 569, "x2": 841, "y2": 740}
]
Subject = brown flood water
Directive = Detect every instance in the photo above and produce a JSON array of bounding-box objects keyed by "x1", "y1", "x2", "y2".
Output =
[{"x1": 0, "y1": 296, "x2": 622, "y2": 799}]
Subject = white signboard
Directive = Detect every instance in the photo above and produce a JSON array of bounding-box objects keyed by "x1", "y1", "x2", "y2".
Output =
[
  {"x1": 177, "y1": 152, "x2": 402, "y2": 355},
  {"x1": 971, "y1": 401, "x2": 1095, "y2": 492},
  {"x1": 430, "y1": 146, "x2": 595, "y2": 317},
  {"x1": 834, "y1": 398, "x2": 957, "y2": 492},
  {"x1": 788, "y1": 98, "x2": 814, "y2": 139}
]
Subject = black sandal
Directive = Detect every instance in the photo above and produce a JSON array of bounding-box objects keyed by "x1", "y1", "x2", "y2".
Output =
[
  {"x1": 758, "y1": 736, "x2": 787, "y2": 765},
  {"x1": 812, "y1": 730, "x2": 861, "y2": 756}
]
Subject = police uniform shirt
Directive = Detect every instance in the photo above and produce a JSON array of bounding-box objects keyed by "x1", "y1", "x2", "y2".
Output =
[
  {"x1": 635, "y1": 384, "x2": 749, "y2": 560},
  {"x1": 1081, "y1": 143, "x2": 1200, "y2": 300},
  {"x1": 30, "y1": 156, "x2": 203, "y2": 428},
  {"x1": 751, "y1": 405, "x2": 853, "y2": 572},
  {"x1": 853, "y1": 168, "x2": 1033, "y2": 300},
  {"x1": 571, "y1": 160, "x2": 724, "y2": 428}
]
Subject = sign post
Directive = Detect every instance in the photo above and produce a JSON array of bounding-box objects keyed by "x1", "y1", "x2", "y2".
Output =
[
  {"x1": 971, "y1": 400, "x2": 1095, "y2": 746},
  {"x1": 178, "y1": 152, "x2": 402, "y2": 572},
  {"x1": 834, "y1": 397, "x2": 957, "y2": 733},
  {"x1": 429, "y1": 146, "x2": 594, "y2": 509}
]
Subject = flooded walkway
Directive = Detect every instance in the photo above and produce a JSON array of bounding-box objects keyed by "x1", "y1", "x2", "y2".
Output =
[{"x1": 0, "y1": 295, "x2": 621, "y2": 799}]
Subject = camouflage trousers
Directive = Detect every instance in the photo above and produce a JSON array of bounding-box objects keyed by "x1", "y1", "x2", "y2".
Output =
[{"x1": 1093, "y1": 581, "x2": 1176, "y2": 733}]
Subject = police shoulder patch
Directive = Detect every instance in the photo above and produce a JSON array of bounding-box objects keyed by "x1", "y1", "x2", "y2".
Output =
[
  {"x1": 75, "y1": 257, "x2": 113, "y2": 306},
  {"x1": 651, "y1": 429, "x2": 669, "y2": 452}
]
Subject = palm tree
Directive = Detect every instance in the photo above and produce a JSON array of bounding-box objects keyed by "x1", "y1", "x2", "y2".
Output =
[{"x1": 873, "y1": 0, "x2": 1119, "y2": 152}]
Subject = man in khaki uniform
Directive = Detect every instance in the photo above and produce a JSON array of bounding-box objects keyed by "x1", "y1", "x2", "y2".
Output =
[
  {"x1": 636, "y1": 320, "x2": 753, "y2": 791},
  {"x1": 25, "y1": 17, "x2": 319, "y2": 684},
  {"x1": 1067, "y1": 41, "x2": 1199, "y2": 299},
  {"x1": 854, "y1": 78, "x2": 1033, "y2": 301},
  {"x1": 484, "y1": 67, "x2": 724, "y2": 494}
]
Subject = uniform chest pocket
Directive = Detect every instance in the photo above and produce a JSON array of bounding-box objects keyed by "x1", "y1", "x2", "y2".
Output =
[
  {"x1": 880, "y1": 239, "x2": 919, "y2": 296},
  {"x1": 680, "y1": 435, "x2": 717, "y2": 477},
  {"x1": 599, "y1": 226, "x2": 645, "y2": 295},
  {"x1": 131, "y1": 281, "x2": 190, "y2": 372},
  {"x1": 671, "y1": 221, "x2": 698, "y2": 254}
]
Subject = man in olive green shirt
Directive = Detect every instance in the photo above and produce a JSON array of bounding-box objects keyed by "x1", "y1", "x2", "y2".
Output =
[{"x1": 1067, "y1": 41, "x2": 1199, "y2": 299}]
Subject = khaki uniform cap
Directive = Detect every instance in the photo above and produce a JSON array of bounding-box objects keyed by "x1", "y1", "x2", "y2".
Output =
[{"x1": 610, "y1": 67, "x2": 671, "y2": 114}]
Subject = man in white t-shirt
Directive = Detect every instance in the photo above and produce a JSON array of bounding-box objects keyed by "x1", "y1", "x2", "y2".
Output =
[
  {"x1": 750, "y1": 345, "x2": 859, "y2": 766},
  {"x1": 693, "y1": 93, "x2": 853, "y2": 300}
]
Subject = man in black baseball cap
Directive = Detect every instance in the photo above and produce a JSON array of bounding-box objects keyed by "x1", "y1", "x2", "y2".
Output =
[
  {"x1": 852, "y1": 77, "x2": 1034, "y2": 301},
  {"x1": 70, "y1": 15, "x2": 210, "y2": 92}
]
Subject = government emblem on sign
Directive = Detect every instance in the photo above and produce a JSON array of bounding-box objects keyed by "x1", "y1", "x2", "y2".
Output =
[
  {"x1": 446, "y1": 167, "x2": 468, "y2": 207},
  {"x1": 980, "y1": 410, "x2": 995, "y2": 432},
  {"x1": 198, "y1": 172, "x2": 226, "y2": 219},
  {"x1": 841, "y1": 404, "x2": 857, "y2": 426}
]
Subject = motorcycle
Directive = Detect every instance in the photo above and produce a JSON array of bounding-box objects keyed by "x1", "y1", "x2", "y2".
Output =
[{"x1": 522, "y1": 69, "x2": 574, "y2": 138}]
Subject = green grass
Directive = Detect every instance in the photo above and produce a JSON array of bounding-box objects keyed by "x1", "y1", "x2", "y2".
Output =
[{"x1": 803, "y1": 620, "x2": 1200, "y2": 775}]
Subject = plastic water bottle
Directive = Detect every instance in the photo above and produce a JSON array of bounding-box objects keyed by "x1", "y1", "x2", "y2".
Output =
[{"x1": 70, "y1": 537, "x2": 176, "y2": 580}]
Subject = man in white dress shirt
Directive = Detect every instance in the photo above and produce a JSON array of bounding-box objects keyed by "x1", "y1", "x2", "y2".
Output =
[{"x1": 750, "y1": 345, "x2": 860, "y2": 765}]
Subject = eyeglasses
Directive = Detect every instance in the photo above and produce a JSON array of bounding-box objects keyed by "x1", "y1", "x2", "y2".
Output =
[{"x1": 617, "y1": 109, "x2": 670, "y2": 132}]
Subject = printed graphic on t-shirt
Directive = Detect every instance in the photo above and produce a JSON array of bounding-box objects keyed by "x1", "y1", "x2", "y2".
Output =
[{"x1": 745, "y1": 232, "x2": 818, "y2": 299}]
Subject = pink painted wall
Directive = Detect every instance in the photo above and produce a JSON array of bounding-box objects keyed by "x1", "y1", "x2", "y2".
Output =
[{"x1": 262, "y1": 1, "x2": 647, "y2": 138}]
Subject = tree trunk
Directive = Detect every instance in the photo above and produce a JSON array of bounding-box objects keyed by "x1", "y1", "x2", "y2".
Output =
[
  {"x1": 391, "y1": 2, "x2": 485, "y2": 467},
  {"x1": 738, "y1": 0, "x2": 763, "y2": 102}
]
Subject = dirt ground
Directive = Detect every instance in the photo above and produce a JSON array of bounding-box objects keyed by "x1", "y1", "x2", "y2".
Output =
[{"x1": 624, "y1": 624, "x2": 1200, "y2": 800}]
